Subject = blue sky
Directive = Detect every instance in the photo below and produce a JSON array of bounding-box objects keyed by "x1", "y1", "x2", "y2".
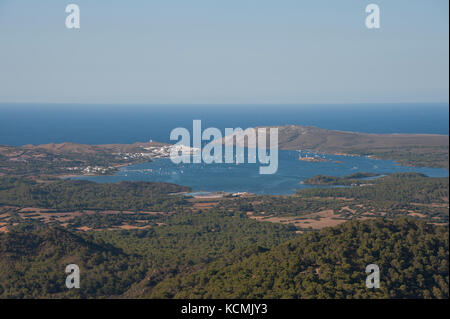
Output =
[{"x1": 0, "y1": 0, "x2": 448, "y2": 104}]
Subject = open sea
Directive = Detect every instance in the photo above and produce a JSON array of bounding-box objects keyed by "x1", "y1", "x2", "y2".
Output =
[{"x1": 1, "y1": 103, "x2": 448, "y2": 194}]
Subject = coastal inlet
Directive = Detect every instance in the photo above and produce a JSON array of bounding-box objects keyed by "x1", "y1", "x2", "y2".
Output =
[{"x1": 72, "y1": 150, "x2": 449, "y2": 195}]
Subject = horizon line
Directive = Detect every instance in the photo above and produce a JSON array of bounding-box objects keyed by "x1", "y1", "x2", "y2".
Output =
[{"x1": 0, "y1": 101, "x2": 449, "y2": 107}]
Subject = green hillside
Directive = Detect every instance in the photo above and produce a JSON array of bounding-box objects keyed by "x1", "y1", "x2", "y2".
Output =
[
  {"x1": 147, "y1": 219, "x2": 449, "y2": 299},
  {"x1": 0, "y1": 177, "x2": 190, "y2": 212},
  {"x1": 0, "y1": 225, "x2": 143, "y2": 298},
  {"x1": 0, "y1": 211, "x2": 296, "y2": 298}
]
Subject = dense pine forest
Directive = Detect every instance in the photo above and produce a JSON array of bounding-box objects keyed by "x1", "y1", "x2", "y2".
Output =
[
  {"x1": 298, "y1": 173, "x2": 449, "y2": 203},
  {"x1": 0, "y1": 211, "x2": 295, "y2": 298},
  {"x1": 0, "y1": 218, "x2": 447, "y2": 299},
  {"x1": 0, "y1": 173, "x2": 448, "y2": 299},
  {"x1": 147, "y1": 219, "x2": 449, "y2": 299},
  {"x1": 0, "y1": 177, "x2": 190, "y2": 211}
]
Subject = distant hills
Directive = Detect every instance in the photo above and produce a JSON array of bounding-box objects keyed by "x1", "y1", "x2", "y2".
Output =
[
  {"x1": 21, "y1": 140, "x2": 168, "y2": 155},
  {"x1": 220, "y1": 125, "x2": 449, "y2": 168},
  {"x1": 0, "y1": 140, "x2": 169, "y2": 178}
]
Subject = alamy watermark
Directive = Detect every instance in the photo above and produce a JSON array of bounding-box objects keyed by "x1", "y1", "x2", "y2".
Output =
[
  {"x1": 366, "y1": 264, "x2": 380, "y2": 288},
  {"x1": 65, "y1": 4, "x2": 380, "y2": 30},
  {"x1": 64, "y1": 262, "x2": 380, "y2": 290},
  {"x1": 65, "y1": 4, "x2": 80, "y2": 29},
  {"x1": 65, "y1": 264, "x2": 80, "y2": 289},
  {"x1": 169, "y1": 120, "x2": 279, "y2": 174},
  {"x1": 365, "y1": 4, "x2": 380, "y2": 29}
]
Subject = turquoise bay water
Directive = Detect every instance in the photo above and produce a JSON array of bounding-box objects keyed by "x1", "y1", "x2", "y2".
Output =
[
  {"x1": 2, "y1": 104, "x2": 448, "y2": 194},
  {"x1": 73, "y1": 150, "x2": 449, "y2": 195}
]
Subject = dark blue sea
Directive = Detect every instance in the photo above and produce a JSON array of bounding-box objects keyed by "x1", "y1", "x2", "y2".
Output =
[
  {"x1": 1, "y1": 103, "x2": 448, "y2": 194},
  {"x1": 0, "y1": 103, "x2": 448, "y2": 146}
]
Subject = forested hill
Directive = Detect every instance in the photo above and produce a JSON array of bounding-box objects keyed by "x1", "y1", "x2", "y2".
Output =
[
  {"x1": 0, "y1": 211, "x2": 296, "y2": 298},
  {"x1": 298, "y1": 173, "x2": 449, "y2": 203},
  {"x1": 0, "y1": 225, "x2": 141, "y2": 298},
  {"x1": 0, "y1": 178, "x2": 190, "y2": 211},
  {"x1": 147, "y1": 219, "x2": 449, "y2": 299}
]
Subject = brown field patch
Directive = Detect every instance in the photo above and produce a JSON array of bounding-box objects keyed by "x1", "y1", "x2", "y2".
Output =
[
  {"x1": 0, "y1": 213, "x2": 11, "y2": 219},
  {"x1": 14, "y1": 208, "x2": 170, "y2": 225},
  {"x1": 18, "y1": 207, "x2": 56, "y2": 213},
  {"x1": 193, "y1": 202, "x2": 218, "y2": 209},
  {"x1": 293, "y1": 217, "x2": 347, "y2": 229},
  {"x1": 249, "y1": 209, "x2": 348, "y2": 230},
  {"x1": 76, "y1": 226, "x2": 92, "y2": 232},
  {"x1": 408, "y1": 212, "x2": 426, "y2": 218},
  {"x1": 112, "y1": 224, "x2": 152, "y2": 230}
]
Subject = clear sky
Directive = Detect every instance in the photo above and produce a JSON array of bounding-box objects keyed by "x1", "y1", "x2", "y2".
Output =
[{"x1": 0, "y1": 0, "x2": 448, "y2": 104}]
